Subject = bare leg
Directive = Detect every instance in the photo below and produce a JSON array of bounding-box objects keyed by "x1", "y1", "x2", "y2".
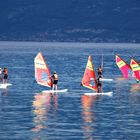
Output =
[
  {"x1": 97, "y1": 87, "x2": 99, "y2": 93},
  {"x1": 52, "y1": 84, "x2": 55, "y2": 90},
  {"x1": 100, "y1": 86, "x2": 102, "y2": 93},
  {"x1": 55, "y1": 84, "x2": 58, "y2": 90},
  {"x1": 97, "y1": 86, "x2": 100, "y2": 93},
  {"x1": 99, "y1": 87, "x2": 101, "y2": 93},
  {"x1": 98, "y1": 86, "x2": 102, "y2": 93},
  {"x1": 53, "y1": 84, "x2": 57, "y2": 90}
]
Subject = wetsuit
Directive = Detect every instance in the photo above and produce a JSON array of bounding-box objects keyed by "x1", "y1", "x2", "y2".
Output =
[
  {"x1": 97, "y1": 75, "x2": 102, "y2": 87},
  {"x1": 97, "y1": 67, "x2": 103, "y2": 93}
]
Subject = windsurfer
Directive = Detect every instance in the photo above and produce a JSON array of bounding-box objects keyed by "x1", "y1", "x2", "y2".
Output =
[
  {"x1": 0, "y1": 68, "x2": 3, "y2": 81},
  {"x1": 51, "y1": 71, "x2": 58, "y2": 90},
  {"x1": 3, "y1": 67, "x2": 8, "y2": 83},
  {"x1": 97, "y1": 66, "x2": 103, "y2": 93},
  {"x1": 97, "y1": 66, "x2": 103, "y2": 75}
]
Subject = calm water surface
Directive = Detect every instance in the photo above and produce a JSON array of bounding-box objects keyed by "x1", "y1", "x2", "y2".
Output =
[{"x1": 0, "y1": 42, "x2": 140, "y2": 140}]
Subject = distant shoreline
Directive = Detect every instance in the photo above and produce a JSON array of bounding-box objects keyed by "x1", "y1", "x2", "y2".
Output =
[{"x1": 0, "y1": 41, "x2": 139, "y2": 49}]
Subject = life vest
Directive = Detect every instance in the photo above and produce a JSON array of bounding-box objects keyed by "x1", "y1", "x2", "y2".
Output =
[{"x1": 4, "y1": 69, "x2": 8, "y2": 75}]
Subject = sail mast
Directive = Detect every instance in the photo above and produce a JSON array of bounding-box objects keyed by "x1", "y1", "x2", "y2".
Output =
[{"x1": 101, "y1": 53, "x2": 103, "y2": 68}]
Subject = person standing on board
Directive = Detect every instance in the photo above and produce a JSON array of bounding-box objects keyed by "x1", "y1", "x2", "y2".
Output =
[
  {"x1": 0, "y1": 68, "x2": 3, "y2": 81},
  {"x1": 3, "y1": 67, "x2": 8, "y2": 83},
  {"x1": 97, "y1": 66, "x2": 103, "y2": 93},
  {"x1": 51, "y1": 71, "x2": 58, "y2": 90}
]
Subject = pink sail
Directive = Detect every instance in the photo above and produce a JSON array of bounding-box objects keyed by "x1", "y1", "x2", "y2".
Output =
[
  {"x1": 130, "y1": 59, "x2": 140, "y2": 81},
  {"x1": 116, "y1": 55, "x2": 132, "y2": 78},
  {"x1": 34, "y1": 52, "x2": 52, "y2": 88}
]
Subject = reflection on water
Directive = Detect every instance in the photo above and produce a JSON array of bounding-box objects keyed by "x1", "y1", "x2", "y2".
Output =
[
  {"x1": 1, "y1": 88, "x2": 8, "y2": 96},
  {"x1": 1, "y1": 43, "x2": 140, "y2": 139},
  {"x1": 81, "y1": 95, "x2": 98, "y2": 140},
  {"x1": 129, "y1": 83, "x2": 140, "y2": 104},
  {"x1": 130, "y1": 83, "x2": 140, "y2": 93},
  {"x1": 114, "y1": 77, "x2": 131, "y2": 95},
  {"x1": 32, "y1": 92, "x2": 58, "y2": 132}
]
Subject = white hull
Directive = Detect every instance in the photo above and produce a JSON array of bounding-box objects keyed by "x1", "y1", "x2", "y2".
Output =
[
  {"x1": 42, "y1": 89, "x2": 68, "y2": 93},
  {"x1": 84, "y1": 91, "x2": 113, "y2": 96}
]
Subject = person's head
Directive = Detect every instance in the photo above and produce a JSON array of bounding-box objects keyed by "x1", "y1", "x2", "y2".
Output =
[
  {"x1": 54, "y1": 71, "x2": 56, "y2": 74},
  {"x1": 98, "y1": 66, "x2": 102, "y2": 70}
]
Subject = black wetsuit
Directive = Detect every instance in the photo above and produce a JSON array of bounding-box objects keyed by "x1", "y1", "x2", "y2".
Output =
[
  {"x1": 97, "y1": 68, "x2": 103, "y2": 89},
  {"x1": 97, "y1": 75, "x2": 102, "y2": 87}
]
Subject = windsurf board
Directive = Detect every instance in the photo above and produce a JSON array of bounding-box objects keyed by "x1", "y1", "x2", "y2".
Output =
[
  {"x1": 42, "y1": 89, "x2": 68, "y2": 93},
  {"x1": 84, "y1": 91, "x2": 113, "y2": 96},
  {"x1": 0, "y1": 83, "x2": 12, "y2": 89}
]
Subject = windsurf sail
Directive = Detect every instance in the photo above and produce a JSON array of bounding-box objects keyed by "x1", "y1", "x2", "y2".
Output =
[
  {"x1": 130, "y1": 58, "x2": 140, "y2": 81},
  {"x1": 82, "y1": 56, "x2": 97, "y2": 91},
  {"x1": 34, "y1": 52, "x2": 52, "y2": 88},
  {"x1": 116, "y1": 55, "x2": 132, "y2": 78}
]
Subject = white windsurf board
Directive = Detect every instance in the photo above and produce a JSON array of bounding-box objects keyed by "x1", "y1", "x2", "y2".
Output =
[
  {"x1": 0, "y1": 83, "x2": 12, "y2": 89},
  {"x1": 42, "y1": 89, "x2": 68, "y2": 93},
  {"x1": 84, "y1": 91, "x2": 113, "y2": 96}
]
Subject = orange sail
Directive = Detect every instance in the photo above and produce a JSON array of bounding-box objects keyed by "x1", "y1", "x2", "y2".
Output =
[
  {"x1": 82, "y1": 56, "x2": 97, "y2": 91},
  {"x1": 130, "y1": 59, "x2": 140, "y2": 81},
  {"x1": 34, "y1": 52, "x2": 52, "y2": 88},
  {"x1": 116, "y1": 55, "x2": 132, "y2": 78}
]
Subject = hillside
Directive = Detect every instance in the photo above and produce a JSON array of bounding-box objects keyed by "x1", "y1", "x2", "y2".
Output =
[{"x1": 0, "y1": 0, "x2": 140, "y2": 42}]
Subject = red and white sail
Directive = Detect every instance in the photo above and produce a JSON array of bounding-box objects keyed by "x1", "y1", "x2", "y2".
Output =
[
  {"x1": 116, "y1": 55, "x2": 132, "y2": 78},
  {"x1": 34, "y1": 52, "x2": 52, "y2": 88},
  {"x1": 82, "y1": 56, "x2": 97, "y2": 91},
  {"x1": 130, "y1": 58, "x2": 140, "y2": 81}
]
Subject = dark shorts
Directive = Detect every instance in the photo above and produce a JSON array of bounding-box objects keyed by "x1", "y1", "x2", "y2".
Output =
[
  {"x1": 97, "y1": 83, "x2": 102, "y2": 87},
  {"x1": 53, "y1": 80, "x2": 58, "y2": 85},
  {"x1": 4, "y1": 74, "x2": 8, "y2": 79}
]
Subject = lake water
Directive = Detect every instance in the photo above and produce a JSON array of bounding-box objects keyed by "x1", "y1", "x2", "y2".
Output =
[{"x1": 0, "y1": 42, "x2": 140, "y2": 140}]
